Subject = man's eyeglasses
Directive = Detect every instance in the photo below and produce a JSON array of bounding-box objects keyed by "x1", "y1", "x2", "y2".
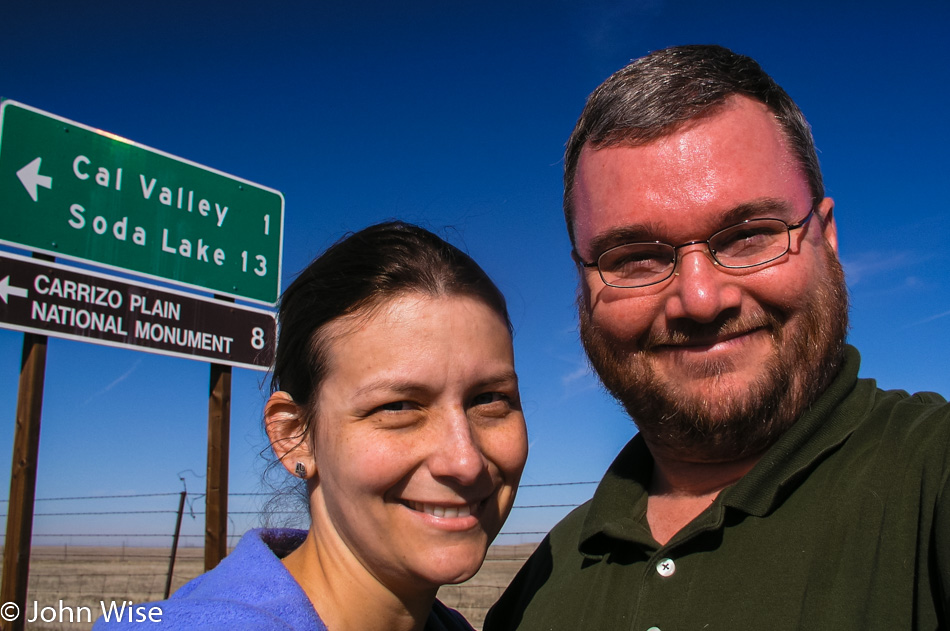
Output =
[{"x1": 576, "y1": 208, "x2": 816, "y2": 289}]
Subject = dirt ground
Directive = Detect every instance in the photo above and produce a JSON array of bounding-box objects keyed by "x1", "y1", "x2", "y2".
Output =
[{"x1": 9, "y1": 542, "x2": 536, "y2": 630}]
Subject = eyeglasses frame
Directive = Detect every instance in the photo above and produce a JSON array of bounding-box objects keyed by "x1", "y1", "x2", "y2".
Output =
[{"x1": 576, "y1": 206, "x2": 818, "y2": 289}]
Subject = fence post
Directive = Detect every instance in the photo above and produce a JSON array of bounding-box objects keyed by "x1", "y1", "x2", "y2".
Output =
[{"x1": 164, "y1": 490, "x2": 187, "y2": 599}]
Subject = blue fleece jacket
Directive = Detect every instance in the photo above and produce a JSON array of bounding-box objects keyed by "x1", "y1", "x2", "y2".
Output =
[{"x1": 93, "y1": 529, "x2": 472, "y2": 630}]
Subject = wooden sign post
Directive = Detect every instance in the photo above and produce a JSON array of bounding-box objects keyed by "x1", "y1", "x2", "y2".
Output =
[
  {"x1": 0, "y1": 332, "x2": 47, "y2": 631},
  {"x1": 205, "y1": 363, "x2": 231, "y2": 571}
]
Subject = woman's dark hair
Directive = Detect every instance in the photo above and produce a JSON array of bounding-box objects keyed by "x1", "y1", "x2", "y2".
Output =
[{"x1": 270, "y1": 220, "x2": 511, "y2": 410}]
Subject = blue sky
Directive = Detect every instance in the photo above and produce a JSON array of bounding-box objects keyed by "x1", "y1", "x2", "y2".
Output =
[{"x1": 1, "y1": 1, "x2": 948, "y2": 546}]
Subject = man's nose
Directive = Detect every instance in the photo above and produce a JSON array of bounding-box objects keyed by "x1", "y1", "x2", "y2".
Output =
[{"x1": 663, "y1": 246, "x2": 742, "y2": 323}]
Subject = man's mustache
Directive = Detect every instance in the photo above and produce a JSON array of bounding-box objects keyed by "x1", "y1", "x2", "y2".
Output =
[{"x1": 641, "y1": 311, "x2": 779, "y2": 350}]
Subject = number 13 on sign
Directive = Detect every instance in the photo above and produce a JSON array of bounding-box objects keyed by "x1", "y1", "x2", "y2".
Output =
[{"x1": 241, "y1": 251, "x2": 267, "y2": 276}]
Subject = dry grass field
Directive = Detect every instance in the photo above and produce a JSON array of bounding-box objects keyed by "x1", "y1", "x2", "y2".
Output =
[
  {"x1": 8, "y1": 542, "x2": 536, "y2": 630},
  {"x1": 434, "y1": 543, "x2": 538, "y2": 628}
]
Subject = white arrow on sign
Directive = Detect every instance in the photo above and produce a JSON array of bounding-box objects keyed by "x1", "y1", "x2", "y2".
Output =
[
  {"x1": 0, "y1": 276, "x2": 29, "y2": 304},
  {"x1": 16, "y1": 157, "x2": 53, "y2": 202}
]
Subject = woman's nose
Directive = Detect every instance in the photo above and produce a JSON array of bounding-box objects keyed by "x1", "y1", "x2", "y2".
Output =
[{"x1": 427, "y1": 409, "x2": 487, "y2": 485}]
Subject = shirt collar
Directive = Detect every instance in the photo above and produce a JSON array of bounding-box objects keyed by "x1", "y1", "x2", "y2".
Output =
[{"x1": 578, "y1": 345, "x2": 870, "y2": 554}]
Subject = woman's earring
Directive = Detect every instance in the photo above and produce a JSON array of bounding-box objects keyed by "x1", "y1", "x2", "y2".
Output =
[{"x1": 294, "y1": 462, "x2": 307, "y2": 479}]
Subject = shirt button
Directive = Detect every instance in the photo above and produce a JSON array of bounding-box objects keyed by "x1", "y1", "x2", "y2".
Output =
[
  {"x1": 647, "y1": 627, "x2": 661, "y2": 631},
  {"x1": 656, "y1": 557, "x2": 676, "y2": 577}
]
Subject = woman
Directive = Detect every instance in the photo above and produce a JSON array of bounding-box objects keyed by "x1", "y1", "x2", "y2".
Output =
[{"x1": 95, "y1": 221, "x2": 528, "y2": 630}]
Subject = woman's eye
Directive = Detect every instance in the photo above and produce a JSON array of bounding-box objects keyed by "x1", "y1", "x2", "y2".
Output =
[
  {"x1": 472, "y1": 392, "x2": 507, "y2": 406},
  {"x1": 378, "y1": 401, "x2": 414, "y2": 412}
]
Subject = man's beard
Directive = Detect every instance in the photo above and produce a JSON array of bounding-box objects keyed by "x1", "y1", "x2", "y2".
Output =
[{"x1": 580, "y1": 247, "x2": 849, "y2": 462}]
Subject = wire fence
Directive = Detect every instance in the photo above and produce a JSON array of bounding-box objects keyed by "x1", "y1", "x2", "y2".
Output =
[{"x1": 0, "y1": 480, "x2": 597, "y2": 630}]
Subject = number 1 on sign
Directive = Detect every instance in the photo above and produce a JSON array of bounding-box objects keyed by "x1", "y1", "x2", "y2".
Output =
[{"x1": 263, "y1": 214, "x2": 270, "y2": 235}]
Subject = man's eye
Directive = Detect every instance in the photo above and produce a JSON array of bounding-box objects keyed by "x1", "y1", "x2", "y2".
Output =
[
  {"x1": 602, "y1": 246, "x2": 671, "y2": 273},
  {"x1": 717, "y1": 225, "x2": 782, "y2": 252},
  {"x1": 617, "y1": 255, "x2": 666, "y2": 270},
  {"x1": 615, "y1": 252, "x2": 659, "y2": 266}
]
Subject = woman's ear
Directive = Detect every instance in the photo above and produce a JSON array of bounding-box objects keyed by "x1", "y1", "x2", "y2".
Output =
[{"x1": 265, "y1": 391, "x2": 315, "y2": 479}]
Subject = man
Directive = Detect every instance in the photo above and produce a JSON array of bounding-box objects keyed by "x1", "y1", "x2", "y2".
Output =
[{"x1": 485, "y1": 45, "x2": 949, "y2": 630}]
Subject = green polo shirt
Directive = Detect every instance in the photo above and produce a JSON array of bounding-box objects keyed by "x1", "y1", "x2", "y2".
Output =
[{"x1": 485, "y1": 346, "x2": 950, "y2": 630}]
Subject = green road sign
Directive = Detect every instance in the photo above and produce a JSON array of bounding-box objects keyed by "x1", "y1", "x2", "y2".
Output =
[{"x1": 0, "y1": 100, "x2": 284, "y2": 305}]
